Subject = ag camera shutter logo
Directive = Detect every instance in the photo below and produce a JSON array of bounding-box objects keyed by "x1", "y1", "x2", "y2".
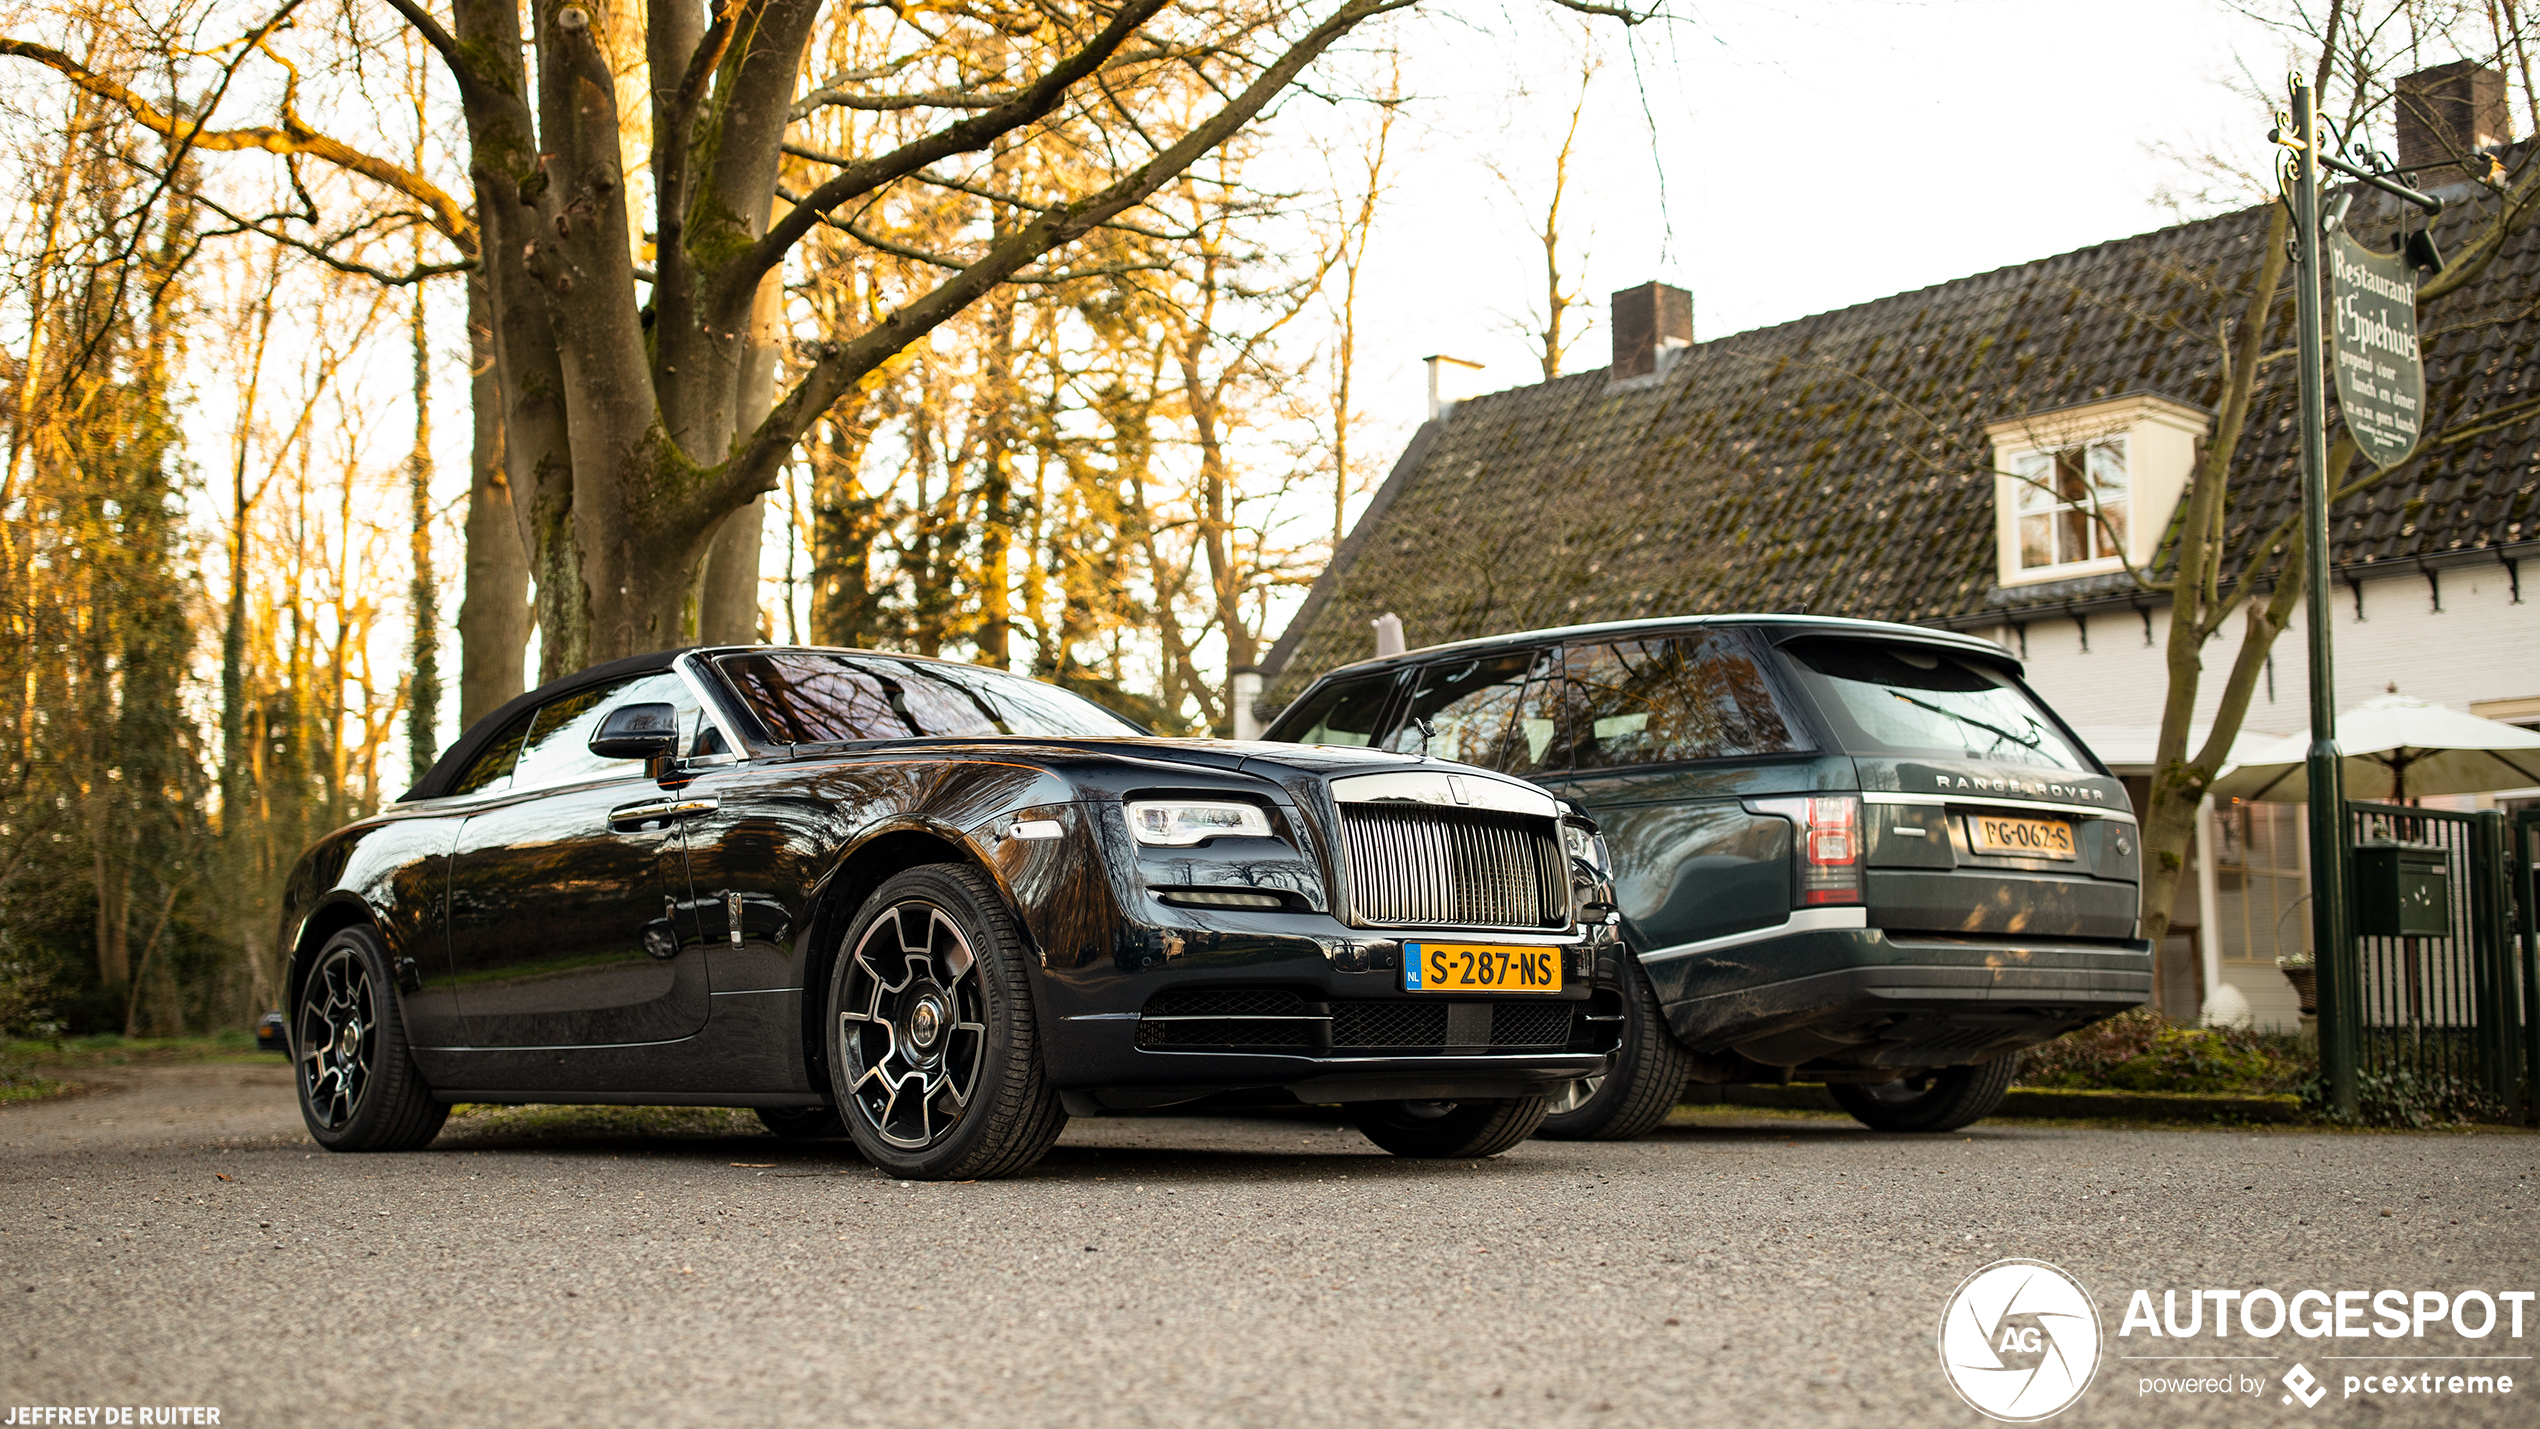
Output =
[{"x1": 1938, "y1": 1259, "x2": 2103, "y2": 1421}]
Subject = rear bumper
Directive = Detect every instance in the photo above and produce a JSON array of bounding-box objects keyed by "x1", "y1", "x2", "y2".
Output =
[{"x1": 1648, "y1": 927, "x2": 2151, "y2": 1072}]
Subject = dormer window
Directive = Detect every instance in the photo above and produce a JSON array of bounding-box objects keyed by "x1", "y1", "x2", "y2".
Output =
[
  {"x1": 1986, "y1": 395, "x2": 2209, "y2": 589},
  {"x1": 2013, "y1": 438, "x2": 2128, "y2": 571}
]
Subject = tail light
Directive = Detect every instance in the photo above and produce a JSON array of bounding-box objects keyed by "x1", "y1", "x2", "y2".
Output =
[{"x1": 1751, "y1": 795, "x2": 1862, "y2": 906}]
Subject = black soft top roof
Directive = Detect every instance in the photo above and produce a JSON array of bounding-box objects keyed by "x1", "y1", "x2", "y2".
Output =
[{"x1": 402, "y1": 647, "x2": 693, "y2": 802}]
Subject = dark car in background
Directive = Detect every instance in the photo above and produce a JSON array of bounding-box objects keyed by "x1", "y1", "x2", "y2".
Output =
[
  {"x1": 1263, "y1": 615, "x2": 2152, "y2": 1137},
  {"x1": 280, "y1": 646, "x2": 1619, "y2": 1178}
]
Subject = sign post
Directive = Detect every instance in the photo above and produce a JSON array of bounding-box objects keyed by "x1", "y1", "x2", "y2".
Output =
[{"x1": 2272, "y1": 75, "x2": 2443, "y2": 1119}]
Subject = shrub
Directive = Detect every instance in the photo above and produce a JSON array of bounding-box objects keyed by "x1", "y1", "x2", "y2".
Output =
[
  {"x1": 2300, "y1": 1068, "x2": 2507, "y2": 1129},
  {"x1": 2017, "y1": 1008, "x2": 2313, "y2": 1096}
]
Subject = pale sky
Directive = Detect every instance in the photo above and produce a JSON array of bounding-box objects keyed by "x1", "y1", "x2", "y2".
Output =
[{"x1": 1332, "y1": 0, "x2": 2292, "y2": 437}]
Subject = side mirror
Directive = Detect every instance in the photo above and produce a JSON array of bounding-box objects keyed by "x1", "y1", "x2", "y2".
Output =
[{"x1": 588, "y1": 702, "x2": 682, "y2": 761}]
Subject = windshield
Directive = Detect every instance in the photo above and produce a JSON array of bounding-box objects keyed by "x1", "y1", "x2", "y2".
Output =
[
  {"x1": 716, "y1": 652, "x2": 1143, "y2": 743},
  {"x1": 1776, "y1": 637, "x2": 2094, "y2": 772}
]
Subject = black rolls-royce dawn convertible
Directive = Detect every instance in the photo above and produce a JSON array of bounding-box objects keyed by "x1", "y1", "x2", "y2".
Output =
[{"x1": 281, "y1": 646, "x2": 1623, "y2": 1178}]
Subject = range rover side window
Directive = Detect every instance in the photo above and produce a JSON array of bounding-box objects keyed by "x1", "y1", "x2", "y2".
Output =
[
  {"x1": 1380, "y1": 651, "x2": 1543, "y2": 769},
  {"x1": 1266, "y1": 671, "x2": 1400, "y2": 747},
  {"x1": 1560, "y1": 635, "x2": 1808, "y2": 771}
]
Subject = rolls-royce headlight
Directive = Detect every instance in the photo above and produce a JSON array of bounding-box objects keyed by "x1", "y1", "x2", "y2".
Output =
[
  {"x1": 1125, "y1": 799, "x2": 1273, "y2": 846},
  {"x1": 1562, "y1": 817, "x2": 1610, "y2": 873}
]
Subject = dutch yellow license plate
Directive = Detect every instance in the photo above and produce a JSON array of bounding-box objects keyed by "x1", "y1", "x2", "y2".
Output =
[
  {"x1": 1969, "y1": 814, "x2": 2077, "y2": 860},
  {"x1": 1403, "y1": 942, "x2": 1564, "y2": 993}
]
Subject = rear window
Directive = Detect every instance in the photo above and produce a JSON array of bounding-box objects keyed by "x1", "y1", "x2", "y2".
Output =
[
  {"x1": 1777, "y1": 637, "x2": 2093, "y2": 772},
  {"x1": 1553, "y1": 634, "x2": 1808, "y2": 770},
  {"x1": 1266, "y1": 671, "x2": 1399, "y2": 747},
  {"x1": 717, "y1": 652, "x2": 1141, "y2": 743}
]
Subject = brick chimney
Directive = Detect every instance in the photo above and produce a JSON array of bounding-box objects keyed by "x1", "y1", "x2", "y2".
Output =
[
  {"x1": 1610, "y1": 282, "x2": 1692, "y2": 380},
  {"x1": 2395, "y1": 61, "x2": 2510, "y2": 185}
]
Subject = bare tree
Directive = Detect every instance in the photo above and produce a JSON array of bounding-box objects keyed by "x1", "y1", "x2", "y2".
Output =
[
  {"x1": 1485, "y1": 25, "x2": 1599, "y2": 381},
  {"x1": 2110, "y1": 2, "x2": 2540, "y2": 944},
  {"x1": 5, "y1": 0, "x2": 1430, "y2": 677}
]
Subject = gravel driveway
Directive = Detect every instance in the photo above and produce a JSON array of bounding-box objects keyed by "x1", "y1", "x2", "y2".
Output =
[{"x1": 2, "y1": 1062, "x2": 2532, "y2": 1427}]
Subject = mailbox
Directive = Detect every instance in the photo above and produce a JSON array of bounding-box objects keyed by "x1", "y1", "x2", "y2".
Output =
[{"x1": 2352, "y1": 843, "x2": 2451, "y2": 938}]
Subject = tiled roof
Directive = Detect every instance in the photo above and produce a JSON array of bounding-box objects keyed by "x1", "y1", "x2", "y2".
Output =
[{"x1": 1264, "y1": 178, "x2": 2540, "y2": 705}]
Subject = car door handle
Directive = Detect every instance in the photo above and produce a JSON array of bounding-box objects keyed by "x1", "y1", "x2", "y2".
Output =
[{"x1": 607, "y1": 797, "x2": 720, "y2": 830}]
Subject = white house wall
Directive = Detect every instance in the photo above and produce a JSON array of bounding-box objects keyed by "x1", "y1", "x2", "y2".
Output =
[
  {"x1": 1972, "y1": 563, "x2": 2540, "y2": 1031},
  {"x1": 1989, "y1": 564, "x2": 2539, "y2": 739}
]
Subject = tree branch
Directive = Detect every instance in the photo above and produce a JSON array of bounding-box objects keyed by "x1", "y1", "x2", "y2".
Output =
[
  {"x1": 179, "y1": 182, "x2": 473, "y2": 285},
  {"x1": 710, "y1": 0, "x2": 1417, "y2": 522},
  {"x1": 778, "y1": 149, "x2": 1202, "y2": 240},
  {"x1": 710, "y1": 0, "x2": 1173, "y2": 320},
  {"x1": 0, "y1": 36, "x2": 477, "y2": 252}
]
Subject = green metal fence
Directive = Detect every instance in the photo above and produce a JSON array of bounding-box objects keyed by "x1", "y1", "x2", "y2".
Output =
[
  {"x1": 2337, "y1": 802, "x2": 2529, "y2": 1121},
  {"x1": 2519, "y1": 809, "x2": 2540, "y2": 1123}
]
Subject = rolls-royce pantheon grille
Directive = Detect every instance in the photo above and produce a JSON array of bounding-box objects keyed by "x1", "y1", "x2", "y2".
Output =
[{"x1": 1337, "y1": 804, "x2": 1570, "y2": 929}]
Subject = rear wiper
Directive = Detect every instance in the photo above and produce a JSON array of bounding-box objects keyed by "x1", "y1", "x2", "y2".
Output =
[{"x1": 1885, "y1": 691, "x2": 2044, "y2": 753}]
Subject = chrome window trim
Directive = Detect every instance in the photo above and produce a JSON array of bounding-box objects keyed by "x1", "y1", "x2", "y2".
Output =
[
  {"x1": 673, "y1": 650, "x2": 759, "y2": 759},
  {"x1": 1863, "y1": 790, "x2": 2139, "y2": 824}
]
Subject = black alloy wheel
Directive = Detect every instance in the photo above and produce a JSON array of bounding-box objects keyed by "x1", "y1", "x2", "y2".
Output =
[
  {"x1": 1350, "y1": 1096, "x2": 1550, "y2": 1159},
  {"x1": 294, "y1": 926, "x2": 448, "y2": 1152},
  {"x1": 1536, "y1": 963, "x2": 1690, "y2": 1141},
  {"x1": 1829, "y1": 1055, "x2": 2017, "y2": 1133},
  {"x1": 824, "y1": 865, "x2": 1066, "y2": 1180}
]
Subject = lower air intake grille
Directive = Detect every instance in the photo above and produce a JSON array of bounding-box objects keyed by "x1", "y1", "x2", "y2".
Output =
[
  {"x1": 1135, "y1": 987, "x2": 1318, "y2": 1051},
  {"x1": 1330, "y1": 1000, "x2": 1449, "y2": 1049},
  {"x1": 1133, "y1": 988, "x2": 1578, "y2": 1055},
  {"x1": 1329, "y1": 1001, "x2": 1576, "y2": 1051},
  {"x1": 1488, "y1": 1002, "x2": 1577, "y2": 1048},
  {"x1": 1338, "y1": 805, "x2": 1569, "y2": 929},
  {"x1": 1144, "y1": 988, "x2": 1309, "y2": 1019}
]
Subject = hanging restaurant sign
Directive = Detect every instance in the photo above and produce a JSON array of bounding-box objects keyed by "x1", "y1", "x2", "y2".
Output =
[{"x1": 2327, "y1": 229, "x2": 2424, "y2": 468}]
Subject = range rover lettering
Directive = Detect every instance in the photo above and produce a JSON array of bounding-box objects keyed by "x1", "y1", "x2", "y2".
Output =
[
  {"x1": 281, "y1": 647, "x2": 1621, "y2": 1178},
  {"x1": 1264, "y1": 615, "x2": 2152, "y2": 1138}
]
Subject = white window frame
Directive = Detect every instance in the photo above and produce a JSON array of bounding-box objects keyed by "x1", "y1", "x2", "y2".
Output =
[
  {"x1": 1985, "y1": 395, "x2": 2212, "y2": 590},
  {"x1": 2008, "y1": 436, "x2": 2131, "y2": 576}
]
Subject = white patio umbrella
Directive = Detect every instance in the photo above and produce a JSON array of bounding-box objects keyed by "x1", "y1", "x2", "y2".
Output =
[{"x1": 2209, "y1": 694, "x2": 2540, "y2": 803}]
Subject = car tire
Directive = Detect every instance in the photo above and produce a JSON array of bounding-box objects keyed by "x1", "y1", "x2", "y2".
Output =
[
  {"x1": 295, "y1": 925, "x2": 449, "y2": 1152},
  {"x1": 1536, "y1": 963, "x2": 1689, "y2": 1141},
  {"x1": 1829, "y1": 1055, "x2": 2017, "y2": 1133},
  {"x1": 823, "y1": 865, "x2": 1067, "y2": 1180},
  {"x1": 1350, "y1": 1097, "x2": 1550, "y2": 1159},
  {"x1": 755, "y1": 1105, "x2": 850, "y2": 1140}
]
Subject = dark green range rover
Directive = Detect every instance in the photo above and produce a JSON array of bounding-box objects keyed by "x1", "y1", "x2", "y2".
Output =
[{"x1": 1261, "y1": 615, "x2": 2152, "y2": 1137}]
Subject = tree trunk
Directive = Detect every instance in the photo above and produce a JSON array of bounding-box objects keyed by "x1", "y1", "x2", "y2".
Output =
[
  {"x1": 697, "y1": 253, "x2": 785, "y2": 645},
  {"x1": 698, "y1": 497, "x2": 766, "y2": 643},
  {"x1": 457, "y1": 271, "x2": 530, "y2": 725},
  {"x1": 405, "y1": 284, "x2": 441, "y2": 784}
]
